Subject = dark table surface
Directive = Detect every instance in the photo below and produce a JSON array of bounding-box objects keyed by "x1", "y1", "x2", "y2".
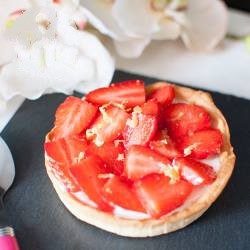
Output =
[
  {"x1": 1, "y1": 70, "x2": 250, "y2": 250},
  {"x1": 226, "y1": 0, "x2": 250, "y2": 12}
]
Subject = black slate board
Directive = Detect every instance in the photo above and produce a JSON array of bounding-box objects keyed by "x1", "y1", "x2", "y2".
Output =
[{"x1": 1, "y1": 70, "x2": 250, "y2": 250}]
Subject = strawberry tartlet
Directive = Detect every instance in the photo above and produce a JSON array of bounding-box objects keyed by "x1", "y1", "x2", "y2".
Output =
[{"x1": 44, "y1": 80, "x2": 235, "y2": 237}]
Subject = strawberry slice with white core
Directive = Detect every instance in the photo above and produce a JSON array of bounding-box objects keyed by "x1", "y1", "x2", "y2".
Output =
[
  {"x1": 124, "y1": 145, "x2": 178, "y2": 181},
  {"x1": 135, "y1": 174, "x2": 193, "y2": 218},
  {"x1": 178, "y1": 129, "x2": 223, "y2": 159},
  {"x1": 175, "y1": 157, "x2": 217, "y2": 185},
  {"x1": 53, "y1": 97, "x2": 98, "y2": 140},
  {"x1": 86, "y1": 105, "x2": 129, "y2": 146},
  {"x1": 86, "y1": 80, "x2": 146, "y2": 108},
  {"x1": 164, "y1": 103, "x2": 211, "y2": 139},
  {"x1": 102, "y1": 176, "x2": 146, "y2": 212},
  {"x1": 70, "y1": 156, "x2": 113, "y2": 212},
  {"x1": 123, "y1": 106, "x2": 158, "y2": 148}
]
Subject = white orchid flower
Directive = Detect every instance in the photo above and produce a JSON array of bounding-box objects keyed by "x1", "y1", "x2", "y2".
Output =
[
  {"x1": 0, "y1": 0, "x2": 31, "y2": 65},
  {"x1": 80, "y1": 0, "x2": 227, "y2": 57},
  {"x1": 0, "y1": 1, "x2": 114, "y2": 102}
]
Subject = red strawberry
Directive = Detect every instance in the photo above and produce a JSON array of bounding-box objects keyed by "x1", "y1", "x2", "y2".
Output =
[
  {"x1": 178, "y1": 129, "x2": 223, "y2": 159},
  {"x1": 86, "y1": 141, "x2": 125, "y2": 175},
  {"x1": 44, "y1": 136, "x2": 88, "y2": 192},
  {"x1": 164, "y1": 103, "x2": 211, "y2": 138},
  {"x1": 148, "y1": 85, "x2": 175, "y2": 105},
  {"x1": 124, "y1": 145, "x2": 171, "y2": 180},
  {"x1": 175, "y1": 157, "x2": 217, "y2": 185},
  {"x1": 87, "y1": 105, "x2": 129, "y2": 146},
  {"x1": 53, "y1": 96, "x2": 98, "y2": 140},
  {"x1": 102, "y1": 176, "x2": 145, "y2": 212},
  {"x1": 123, "y1": 111, "x2": 157, "y2": 149},
  {"x1": 135, "y1": 174, "x2": 193, "y2": 218},
  {"x1": 70, "y1": 156, "x2": 113, "y2": 211},
  {"x1": 150, "y1": 141, "x2": 183, "y2": 160},
  {"x1": 141, "y1": 99, "x2": 159, "y2": 116},
  {"x1": 149, "y1": 130, "x2": 183, "y2": 160},
  {"x1": 86, "y1": 80, "x2": 146, "y2": 108}
]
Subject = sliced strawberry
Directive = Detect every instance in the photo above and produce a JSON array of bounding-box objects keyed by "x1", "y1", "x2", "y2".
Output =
[
  {"x1": 141, "y1": 99, "x2": 159, "y2": 116},
  {"x1": 87, "y1": 106, "x2": 129, "y2": 145},
  {"x1": 150, "y1": 141, "x2": 183, "y2": 160},
  {"x1": 86, "y1": 80, "x2": 146, "y2": 108},
  {"x1": 44, "y1": 136, "x2": 88, "y2": 192},
  {"x1": 53, "y1": 97, "x2": 98, "y2": 140},
  {"x1": 150, "y1": 130, "x2": 183, "y2": 160},
  {"x1": 123, "y1": 112, "x2": 157, "y2": 148},
  {"x1": 178, "y1": 129, "x2": 223, "y2": 159},
  {"x1": 135, "y1": 174, "x2": 193, "y2": 218},
  {"x1": 175, "y1": 157, "x2": 217, "y2": 185},
  {"x1": 124, "y1": 145, "x2": 171, "y2": 180},
  {"x1": 148, "y1": 85, "x2": 175, "y2": 105},
  {"x1": 164, "y1": 103, "x2": 211, "y2": 138},
  {"x1": 102, "y1": 176, "x2": 146, "y2": 212},
  {"x1": 70, "y1": 156, "x2": 113, "y2": 211},
  {"x1": 86, "y1": 141, "x2": 125, "y2": 175}
]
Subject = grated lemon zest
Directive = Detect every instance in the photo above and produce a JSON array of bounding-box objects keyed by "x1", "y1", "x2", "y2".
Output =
[
  {"x1": 86, "y1": 127, "x2": 97, "y2": 139},
  {"x1": 159, "y1": 162, "x2": 180, "y2": 184},
  {"x1": 99, "y1": 106, "x2": 113, "y2": 123},
  {"x1": 117, "y1": 153, "x2": 125, "y2": 161},
  {"x1": 184, "y1": 143, "x2": 200, "y2": 156},
  {"x1": 98, "y1": 173, "x2": 114, "y2": 179},
  {"x1": 126, "y1": 106, "x2": 142, "y2": 128},
  {"x1": 74, "y1": 151, "x2": 85, "y2": 164}
]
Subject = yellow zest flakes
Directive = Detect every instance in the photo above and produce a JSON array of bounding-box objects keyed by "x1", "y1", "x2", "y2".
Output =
[
  {"x1": 117, "y1": 153, "x2": 125, "y2": 161},
  {"x1": 159, "y1": 163, "x2": 180, "y2": 184},
  {"x1": 101, "y1": 101, "x2": 126, "y2": 111},
  {"x1": 98, "y1": 173, "x2": 114, "y2": 179},
  {"x1": 73, "y1": 151, "x2": 85, "y2": 164},
  {"x1": 114, "y1": 139, "x2": 124, "y2": 147},
  {"x1": 113, "y1": 102, "x2": 126, "y2": 110},
  {"x1": 160, "y1": 139, "x2": 168, "y2": 145},
  {"x1": 99, "y1": 106, "x2": 113, "y2": 123},
  {"x1": 184, "y1": 143, "x2": 200, "y2": 156},
  {"x1": 86, "y1": 127, "x2": 97, "y2": 139},
  {"x1": 104, "y1": 187, "x2": 112, "y2": 194},
  {"x1": 126, "y1": 106, "x2": 142, "y2": 128},
  {"x1": 133, "y1": 106, "x2": 142, "y2": 113},
  {"x1": 93, "y1": 136, "x2": 104, "y2": 147}
]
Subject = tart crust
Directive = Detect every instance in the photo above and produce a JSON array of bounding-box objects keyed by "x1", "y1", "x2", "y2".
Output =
[{"x1": 44, "y1": 82, "x2": 236, "y2": 237}]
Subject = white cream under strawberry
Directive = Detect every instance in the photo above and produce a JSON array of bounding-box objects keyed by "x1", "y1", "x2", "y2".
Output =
[{"x1": 46, "y1": 150, "x2": 220, "y2": 220}]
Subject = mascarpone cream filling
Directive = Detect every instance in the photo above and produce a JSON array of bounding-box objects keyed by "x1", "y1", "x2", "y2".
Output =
[{"x1": 63, "y1": 156, "x2": 220, "y2": 220}]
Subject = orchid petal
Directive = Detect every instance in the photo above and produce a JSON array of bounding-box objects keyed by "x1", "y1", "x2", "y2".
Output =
[
  {"x1": 114, "y1": 37, "x2": 151, "y2": 58},
  {"x1": 112, "y1": 0, "x2": 159, "y2": 36},
  {"x1": 0, "y1": 4, "x2": 114, "y2": 100},
  {"x1": 80, "y1": 0, "x2": 126, "y2": 39},
  {"x1": 152, "y1": 18, "x2": 181, "y2": 40},
  {"x1": 0, "y1": 39, "x2": 92, "y2": 100},
  {"x1": 5, "y1": 6, "x2": 57, "y2": 46},
  {"x1": 57, "y1": 20, "x2": 114, "y2": 92},
  {"x1": 180, "y1": 0, "x2": 228, "y2": 50},
  {"x1": 0, "y1": 0, "x2": 30, "y2": 65},
  {"x1": 0, "y1": 95, "x2": 7, "y2": 113}
]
